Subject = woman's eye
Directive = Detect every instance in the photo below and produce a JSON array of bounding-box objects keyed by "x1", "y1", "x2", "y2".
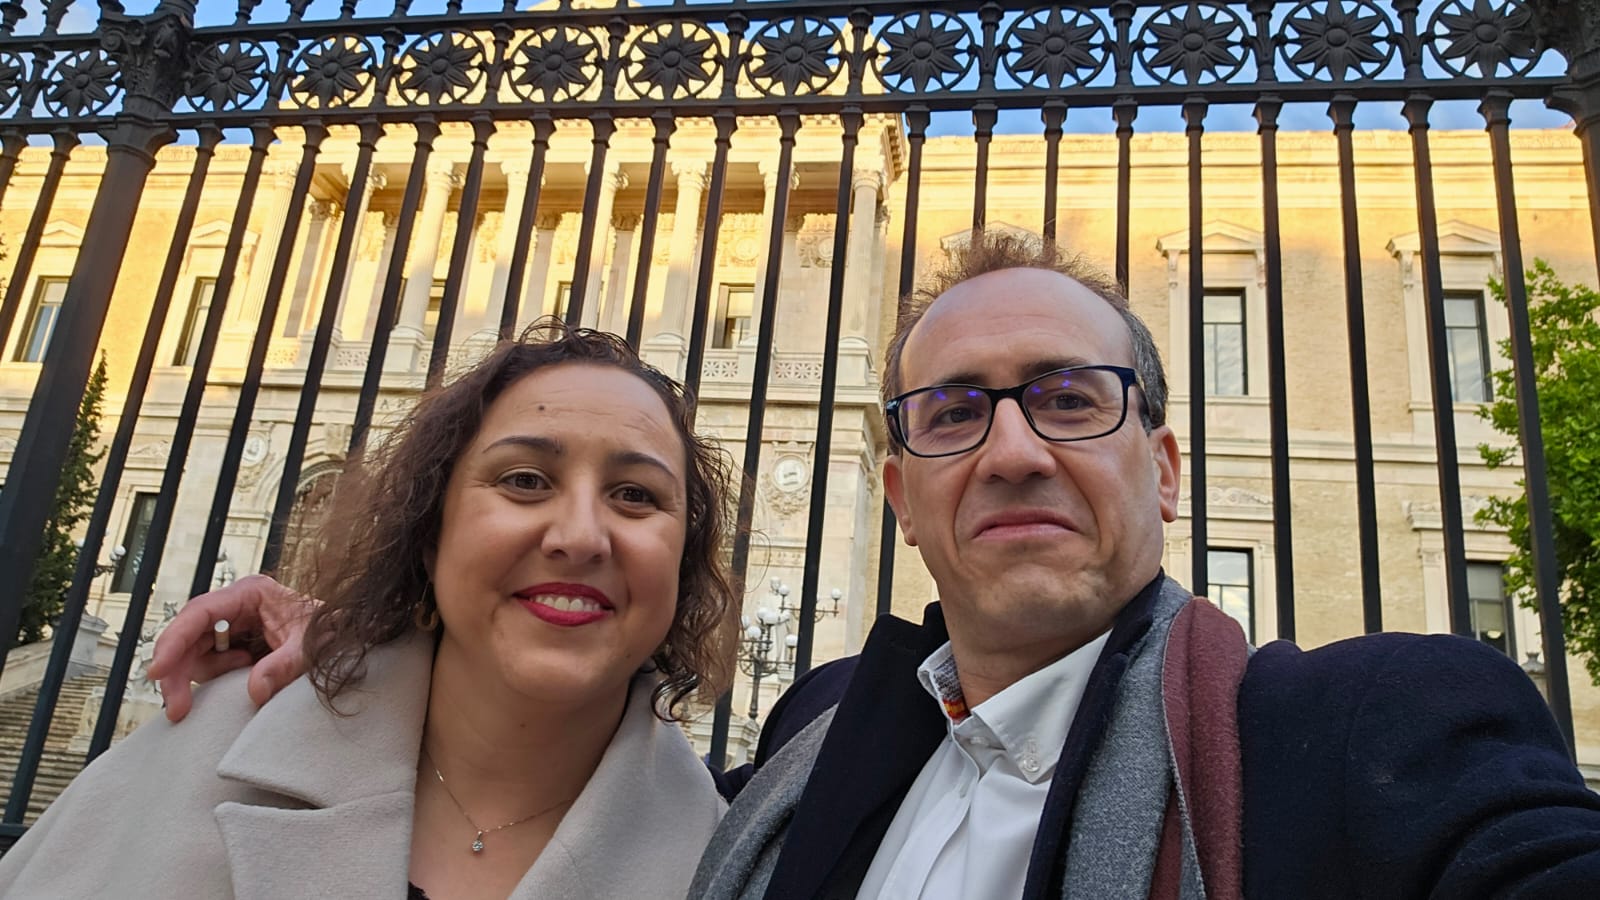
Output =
[
  {"x1": 616, "y1": 485, "x2": 657, "y2": 506},
  {"x1": 501, "y1": 471, "x2": 548, "y2": 492}
]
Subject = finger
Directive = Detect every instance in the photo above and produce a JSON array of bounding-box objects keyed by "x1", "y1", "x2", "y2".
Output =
[
  {"x1": 189, "y1": 648, "x2": 255, "y2": 685},
  {"x1": 161, "y1": 678, "x2": 194, "y2": 723},
  {"x1": 246, "y1": 646, "x2": 306, "y2": 708},
  {"x1": 148, "y1": 576, "x2": 279, "y2": 680}
]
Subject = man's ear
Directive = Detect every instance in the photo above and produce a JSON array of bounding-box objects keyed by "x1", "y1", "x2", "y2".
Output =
[
  {"x1": 883, "y1": 454, "x2": 917, "y2": 547},
  {"x1": 1150, "y1": 425, "x2": 1182, "y2": 523}
]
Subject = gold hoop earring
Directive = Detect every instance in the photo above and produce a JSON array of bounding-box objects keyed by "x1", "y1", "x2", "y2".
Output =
[{"x1": 414, "y1": 583, "x2": 441, "y2": 632}]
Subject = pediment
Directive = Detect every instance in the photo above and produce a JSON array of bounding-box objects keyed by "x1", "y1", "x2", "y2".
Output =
[
  {"x1": 1155, "y1": 221, "x2": 1263, "y2": 256},
  {"x1": 40, "y1": 220, "x2": 84, "y2": 248},
  {"x1": 1387, "y1": 220, "x2": 1501, "y2": 257}
]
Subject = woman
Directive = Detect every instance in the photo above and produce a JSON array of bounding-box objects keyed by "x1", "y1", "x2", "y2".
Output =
[{"x1": 0, "y1": 323, "x2": 738, "y2": 899}]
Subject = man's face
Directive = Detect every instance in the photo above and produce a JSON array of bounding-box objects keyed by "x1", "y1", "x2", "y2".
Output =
[{"x1": 883, "y1": 268, "x2": 1181, "y2": 662}]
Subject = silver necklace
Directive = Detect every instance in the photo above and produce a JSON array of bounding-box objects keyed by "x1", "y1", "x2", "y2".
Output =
[{"x1": 425, "y1": 751, "x2": 575, "y2": 854}]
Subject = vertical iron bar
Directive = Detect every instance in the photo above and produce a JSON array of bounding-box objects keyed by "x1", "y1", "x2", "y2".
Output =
[
  {"x1": 1113, "y1": 100, "x2": 1137, "y2": 297},
  {"x1": 1401, "y1": 95, "x2": 1472, "y2": 636},
  {"x1": 0, "y1": 131, "x2": 78, "y2": 349},
  {"x1": 350, "y1": 118, "x2": 440, "y2": 454},
  {"x1": 260, "y1": 120, "x2": 382, "y2": 574},
  {"x1": 0, "y1": 130, "x2": 28, "y2": 211},
  {"x1": 794, "y1": 108, "x2": 861, "y2": 675},
  {"x1": 1480, "y1": 91, "x2": 1575, "y2": 756},
  {"x1": 691, "y1": 110, "x2": 739, "y2": 773},
  {"x1": 1328, "y1": 97, "x2": 1384, "y2": 633},
  {"x1": 1256, "y1": 97, "x2": 1295, "y2": 642},
  {"x1": 498, "y1": 114, "x2": 555, "y2": 339},
  {"x1": 625, "y1": 111, "x2": 675, "y2": 350},
  {"x1": 682, "y1": 111, "x2": 737, "y2": 403},
  {"x1": 971, "y1": 103, "x2": 997, "y2": 233},
  {"x1": 0, "y1": 121, "x2": 175, "y2": 682},
  {"x1": 1572, "y1": 117, "x2": 1600, "y2": 288},
  {"x1": 427, "y1": 114, "x2": 495, "y2": 387},
  {"x1": 720, "y1": 111, "x2": 798, "y2": 762},
  {"x1": 3, "y1": 126, "x2": 221, "y2": 823},
  {"x1": 876, "y1": 106, "x2": 928, "y2": 620},
  {"x1": 185, "y1": 124, "x2": 329, "y2": 601},
  {"x1": 1184, "y1": 98, "x2": 1209, "y2": 593},
  {"x1": 565, "y1": 113, "x2": 616, "y2": 328},
  {"x1": 1041, "y1": 102, "x2": 1065, "y2": 244}
]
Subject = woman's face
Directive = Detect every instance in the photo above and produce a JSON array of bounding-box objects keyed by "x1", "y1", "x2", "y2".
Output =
[{"x1": 430, "y1": 362, "x2": 688, "y2": 709}]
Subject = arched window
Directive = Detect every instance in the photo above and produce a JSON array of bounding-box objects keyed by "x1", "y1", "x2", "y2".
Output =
[{"x1": 275, "y1": 462, "x2": 343, "y2": 590}]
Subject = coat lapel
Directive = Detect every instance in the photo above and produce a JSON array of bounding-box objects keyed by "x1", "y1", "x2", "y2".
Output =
[
  {"x1": 505, "y1": 674, "x2": 726, "y2": 900},
  {"x1": 212, "y1": 632, "x2": 435, "y2": 900},
  {"x1": 763, "y1": 606, "x2": 952, "y2": 900}
]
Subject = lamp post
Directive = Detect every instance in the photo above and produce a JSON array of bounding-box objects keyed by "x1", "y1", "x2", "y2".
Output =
[
  {"x1": 780, "y1": 580, "x2": 842, "y2": 622},
  {"x1": 738, "y1": 604, "x2": 795, "y2": 720},
  {"x1": 74, "y1": 540, "x2": 126, "y2": 578}
]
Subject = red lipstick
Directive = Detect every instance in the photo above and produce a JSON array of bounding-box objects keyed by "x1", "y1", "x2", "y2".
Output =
[{"x1": 514, "y1": 583, "x2": 614, "y2": 627}]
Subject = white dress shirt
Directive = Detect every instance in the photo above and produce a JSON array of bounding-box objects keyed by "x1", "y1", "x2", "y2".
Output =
[{"x1": 855, "y1": 630, "x2": 1111, "y2": 900}]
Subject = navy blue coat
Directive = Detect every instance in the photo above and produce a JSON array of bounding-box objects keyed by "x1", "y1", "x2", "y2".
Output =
[{"x1": 720, "y1": 576, "x2": 1600, "y2": 899}]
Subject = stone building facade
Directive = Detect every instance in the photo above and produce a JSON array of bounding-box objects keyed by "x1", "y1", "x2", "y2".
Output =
[{"x1": 2, "y1": 117, "x2": 1598, "y2": 772}]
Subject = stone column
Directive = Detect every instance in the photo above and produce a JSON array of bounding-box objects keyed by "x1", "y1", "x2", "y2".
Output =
[
  {"x1": 356, "y1": 210, "x2": 399, "y2": 343},
  {"x1": 283, "y1": 197, "x2": 340, "y2": 339},
  {"x1": 486, "y1": 159, "x2": 533, "y2": 315},
  {"x1": 393, "y1": 159, "x2": 460, "y2": 343},
  {"x1": 333, "y1": 169, "x2": 384, "y2": 342},
  {"x1": 226, "y1": 160, "x2": 297, "y2": 345},
  {"x1": 651, "y1": 160, "x2": 708, "y2": 345},
  {"x1": 747, "y1": 161, "x2": 798, "y2": 346},
  {"x1": 843, "y1": 169, "x2": 883, "y2": 343},
  {"x1": 526, "y1": 212, "x2": 562, "y2": 323},
  {"x1": 602, "y1": 213, "x2": 640, "y2": 335},
  {"x1": 579, "y1": 164, "x2": 627, "y2": 329}
]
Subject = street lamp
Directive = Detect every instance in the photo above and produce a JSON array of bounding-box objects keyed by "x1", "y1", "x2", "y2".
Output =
[
  {"x1": 74, "y1": 540, "x2": 126, "y2": 577},
  {"x1": 737, "y1": 606, "x2": 794, "y2": 719},
  {"x1": 778, "y1": 581, "x2": 843, "y2": 622}
]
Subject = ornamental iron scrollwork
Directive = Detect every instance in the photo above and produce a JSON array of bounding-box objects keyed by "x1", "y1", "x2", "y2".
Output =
[
  {"x1": 0, "y1": 49, "x2": 24, "y2": 116},
  {"x1": 745, "y1": 16, "x2": 843, "y2": 97},
  {"x1": 1137, "y1": 2, "x2": 1249, "y2": 86},
  {"x1": 874, "y1": 11, "x2": 974, "y2": 94},
  {"x1": 1280, "y1": 0, "x2": 1395, "y2": 83},
  {"x1": 394, "y1": 29, "x2": 486, "y2": 106},
  {"x1": 626, "y1": 20, "x2": 720, "y2": 101},
  {"x1": 506, "y1": 25, "x2": 600, "y2": 103},
  {"x1": 44, "y1": 48, "x2": 119, "y2": 117},
  {"x1": 186, "y1": 39, "x2": 270, "y2": 112},
  {"x1": 1427, "y1": 0, "x2": 1540, "y2": 78},
  {"x1": 287, "y1": 33, "x2": 375, "y2": 109},
  {"x1": 1002, "y1": 6, "x2": 1110, "y2": 90}
]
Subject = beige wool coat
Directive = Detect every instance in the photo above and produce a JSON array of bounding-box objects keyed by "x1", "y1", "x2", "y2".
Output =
[{"x1": 0, "y1": 632, "x2": 726, "y2": 899}]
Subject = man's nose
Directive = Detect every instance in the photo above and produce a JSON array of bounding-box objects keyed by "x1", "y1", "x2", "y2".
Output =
[
  {"x1": 974, "y1": 397, "x2": 1057, "y2": 483},
  {"x1": 541, "y1": 492, "x2": 611, "y2": 562}
]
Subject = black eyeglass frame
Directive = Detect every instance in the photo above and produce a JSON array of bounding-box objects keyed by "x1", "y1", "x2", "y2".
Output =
[{"x1": 884, "y1": 365, "x2": 1144, "y2": 459}]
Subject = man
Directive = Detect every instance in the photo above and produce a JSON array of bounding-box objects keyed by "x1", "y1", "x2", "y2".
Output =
[{"x1": 151, "y1": 235, "x2": 1600, "y2": 897}]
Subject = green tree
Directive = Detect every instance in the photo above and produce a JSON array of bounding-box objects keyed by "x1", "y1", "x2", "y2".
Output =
[
  {"x1": 13, "y1": 352, "x2": 109, "y2": 648},
  {"x1": 1478, "y1": 261, "x2": 1600, "y2": 684}
]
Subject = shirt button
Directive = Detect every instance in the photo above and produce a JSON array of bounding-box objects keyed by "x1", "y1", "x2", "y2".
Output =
[{"x1": 1020, "y1": 756, "x2": 1041, "y2": 775}]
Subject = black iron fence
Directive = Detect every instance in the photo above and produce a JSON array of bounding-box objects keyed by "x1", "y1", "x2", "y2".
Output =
[{"x1": 0, "y1": 0, "x2": 1594, "y2": 848}]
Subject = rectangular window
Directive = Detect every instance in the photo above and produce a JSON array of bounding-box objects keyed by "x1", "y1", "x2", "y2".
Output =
[
  {"x1": 1202, "y1": 289, "x2": 1247, "y2": 396},
  {"x1": 554, "y1": 281, "x2": 573, "y2": 321},
  {"x1": 111, "y1": 493, "x2": 159, "y2": 594},
  {"x1": 14, "y1": 278, "x2": 69, "y2": 363},
  {"x1": 422, "y1": 280, "x2": 446, "y2": 342},
  {"x1": 1444, "y1": 290, "x2": 1493, "y2": 404},
  {"x1": 1207, "y1": 547, "x2": 1254, "y2": 641},
  {"x1": 1468, "y1": 561, "x2": 1515, "y2": 656},
  {"x1": 713, "y1": 284, "x2": 754, "y2": 349},
  {"x1": 174, "y1": 278, "x2": 217, "y2": 366}
]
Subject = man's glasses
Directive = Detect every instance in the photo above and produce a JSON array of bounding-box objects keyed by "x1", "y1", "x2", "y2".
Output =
[{"x1": 885, "y1": 365, "x2": 1142, "y2": 458}]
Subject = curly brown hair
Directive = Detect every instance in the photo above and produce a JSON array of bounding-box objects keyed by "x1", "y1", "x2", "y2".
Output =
[
  {"x1": 295, "y1": 320, "x2": 738, "y2": 720},
  {"x1": 882, "y1": 232, "x2": 1168, "y2": 446}
]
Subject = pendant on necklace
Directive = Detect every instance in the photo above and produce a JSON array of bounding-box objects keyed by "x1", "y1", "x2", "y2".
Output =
[{"x1": 471, "y1": 832, "x2": 485, "y2": 854}]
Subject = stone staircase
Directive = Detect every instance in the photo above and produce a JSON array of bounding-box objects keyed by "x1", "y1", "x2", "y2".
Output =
[{"x1": 0, "y1": 672, "x2": 107, "y2": 825}]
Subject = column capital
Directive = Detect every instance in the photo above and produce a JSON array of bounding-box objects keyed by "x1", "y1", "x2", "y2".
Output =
[
  {"x1": 536, "y1": 211, "x2": 565, "y2": 231},
  {"x1": 265, "y1": 159, "x2": 298, "y2": 185},
  {"x1": 500, "y1": 157, "x2": 532, "y2": 182},
  {"x1": 425, "y1": 158, "x2": 461, "y2": 189},
  {"x1": 671, "y1": 158, "x2": 710, "y2": 183},
  {"x1": 758, "y1": 161, "x2": 800, "y2": 192},
  {"x1": 851, "y1": 167, "x2": 884, "y2": 196},
  {"x1": 785, "y1": 211, "x2": 808, "y2": 232},
  {"x1": 308, "y1": 197, "x2": 341, "y2": 221},
  {"x1": 613, "y1": 211, "x2": 642, "y2": 231}
]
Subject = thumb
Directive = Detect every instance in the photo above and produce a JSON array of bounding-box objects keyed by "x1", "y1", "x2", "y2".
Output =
[{"x1": 246, "y1": 647, "x2": 304, "y2": 707}]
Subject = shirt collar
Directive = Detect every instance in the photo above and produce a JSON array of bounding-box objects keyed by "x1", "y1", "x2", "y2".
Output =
[{"x1": 914, "y1": 630, "x2": 1112, "y2": 784}]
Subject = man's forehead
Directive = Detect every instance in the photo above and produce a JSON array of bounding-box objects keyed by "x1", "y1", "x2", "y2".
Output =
[{"x1": 903, "y1": 268, "x2": 1130, "y2": 385}]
